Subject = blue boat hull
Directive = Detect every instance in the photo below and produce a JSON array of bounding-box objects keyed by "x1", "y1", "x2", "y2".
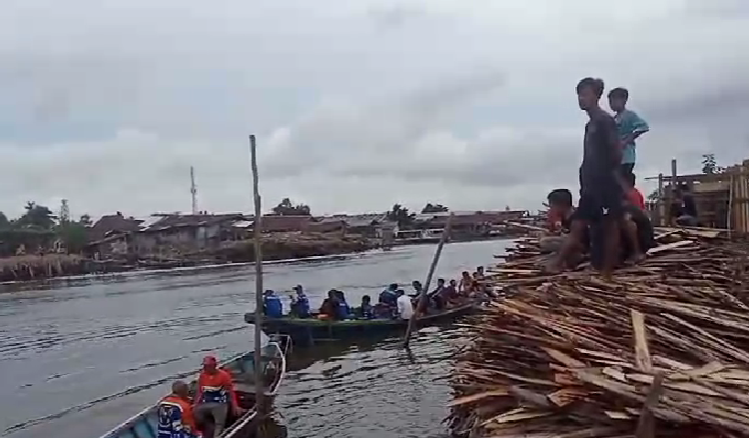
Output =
[{"x1": 97, "y1": 336, "x2": 288, "y2": 438}]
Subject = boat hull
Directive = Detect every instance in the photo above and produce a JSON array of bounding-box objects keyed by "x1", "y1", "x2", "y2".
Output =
[
  {"x1": 245, "y1": 302, "x2": 481, "y2": 346},
  {"x1": 97, "y1": 335, "x2": 289, "y2": 438}
]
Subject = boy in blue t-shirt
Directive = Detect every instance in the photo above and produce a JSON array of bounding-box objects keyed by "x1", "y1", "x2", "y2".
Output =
[{"x1": 608, "y1": 87, "x2": 649, "y2": 180}]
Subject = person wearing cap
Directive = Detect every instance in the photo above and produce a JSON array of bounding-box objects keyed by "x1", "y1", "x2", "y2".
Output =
[
  {"x1": 290, "y1": 285, "x2": 310, "y2": 318},
  {"x1": 194, "y1": 356, "x2": 240, "y2": 438},
  {"x1": 262, "y1": 290, "x2": 283, "y2": 318},
  {"x1": 157, "y1": 380, "x2": 201, "y2": 438}
]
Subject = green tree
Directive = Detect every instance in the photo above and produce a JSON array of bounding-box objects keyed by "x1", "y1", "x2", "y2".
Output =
[
  {"x1": 55, "y1": 221, "x2": 88, "y2": 254},
  {"x1": 701, "y1": 153, "x2": 725, "y2": 174},
  {"x1": 16, "y1": 202, "x2": 56, "y2": 229},
  {"x1": 271, "y1": 198, "x2": 311, "y2": 216},
  {"x1": 0, "y1": 212, "x2": 9, "y2": 229},
  {"x1": 386, "y1": 204, "x2": 416, "y2": 228},
  {"x1": 79, "y1": 214, "x2": 93, "y2": 227},
  {"x1": 421, "y1": 203, "x2": 449, "y2": 214}
]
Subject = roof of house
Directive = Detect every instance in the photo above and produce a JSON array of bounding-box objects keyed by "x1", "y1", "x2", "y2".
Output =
[
  {"x1": 143, "y1": 213, "x2": 247, "y2": 231},
  {"x1": 256, "y1": 215, "x2": 312, "y2": 232},
  {"x1": 89, "y1": 213, "x2": 143, "y2": 240}
]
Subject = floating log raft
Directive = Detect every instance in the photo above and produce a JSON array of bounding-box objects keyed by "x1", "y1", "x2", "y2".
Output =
[{"x1": 448, "y1": 228, "x2": 749, "y2": 438}]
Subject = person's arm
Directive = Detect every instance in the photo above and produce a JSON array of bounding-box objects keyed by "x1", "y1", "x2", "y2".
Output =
[
  {"x1": 622, "y1": 111, "x2": 649, "y2": 144},
  {"x1": 221, "y1": 370, "x2": 241, "y2": 413},
  {"x1": 194, "y1": 375, "x2": 204, "y2": 406},
  {"x1": 601, "y1": 116, "x2": 627, "y2": 188}
]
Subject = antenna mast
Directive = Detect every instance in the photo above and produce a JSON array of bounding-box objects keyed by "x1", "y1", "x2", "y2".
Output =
[{"x1": 190, "y1": 166, "x2": 198, "y2": 214}]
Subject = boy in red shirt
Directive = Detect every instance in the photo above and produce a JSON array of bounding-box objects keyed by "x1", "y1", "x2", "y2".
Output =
[
  {"x1": 194, "y1": 356, "x2": 242, "y2": 438},
  {"x1": 625, "y1": 172, "x2": 645, "y2": 210}
]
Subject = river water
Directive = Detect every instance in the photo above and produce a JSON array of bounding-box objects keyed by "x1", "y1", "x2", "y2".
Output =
[{"x1": 0, "y1": 240, "x2": 509, "y2": 438}]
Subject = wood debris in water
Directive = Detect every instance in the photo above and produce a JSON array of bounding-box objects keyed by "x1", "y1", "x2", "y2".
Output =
[{"x1": 448, "y1": 227, "x2": 749, "y2": 438}]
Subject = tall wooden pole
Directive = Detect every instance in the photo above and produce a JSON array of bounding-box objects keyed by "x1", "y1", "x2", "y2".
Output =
[
  {"x1": 250, "y1": 134, "x2": 265, "y2": 406},
  {"x1": 403, "y1": 213, "x2": 453, "y2": 348},
  {"x1": 667, "y1": 159, "x2": 678, "y2": 226}
]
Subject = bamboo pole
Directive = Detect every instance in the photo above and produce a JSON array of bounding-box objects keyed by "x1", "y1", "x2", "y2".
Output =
[
  {"x1": 403, "y1": 213, "x2": 453, "y2": 348},
  {"x1": 250, "y1": 134, "x2": 265, "y2": 408},
  {"x1": 667, "y1": 159, "x2": 677, "y2": 226}
]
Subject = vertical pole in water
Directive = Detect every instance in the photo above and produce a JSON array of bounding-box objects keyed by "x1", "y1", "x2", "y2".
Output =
[
  {"x1": 668, "y1": 159, "x2": 678, "y2": 226},
  {"x1": 403, "y1": 213, "x2": 453, "y2": 348},
  {"x1": 250, "y1": 134, "x2": 265, "y2": 408}
]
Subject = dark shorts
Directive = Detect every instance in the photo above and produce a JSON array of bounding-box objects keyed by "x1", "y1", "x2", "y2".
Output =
[
  {"x1": 621, "y1": 163, "x2": 634, "y2": 180},
  {"x1": 577, "y1": 183, "x2": 624, "y2": 223}
]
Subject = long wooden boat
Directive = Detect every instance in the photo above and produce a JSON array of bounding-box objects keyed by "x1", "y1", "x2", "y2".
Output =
[
  {"x1": 245, "y1": 301, "x2": 482, "y2": 346},
  {"x1": 97, "y1": 335, "x2": 289, "y2": 438}
]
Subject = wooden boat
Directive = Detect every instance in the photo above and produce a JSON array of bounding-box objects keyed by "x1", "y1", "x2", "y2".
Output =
[
  {"x1": 97, "y1": 334, "x2": 289, "y2": 438},
  {"x1": 245, "y1": 301, "x2": 482, "y2": 346}
]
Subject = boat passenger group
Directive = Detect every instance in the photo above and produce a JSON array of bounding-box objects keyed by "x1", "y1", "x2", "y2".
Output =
[
  {"x1": 540, "y1": 78, "x2": 699, "y2": 279},
  {"x1": 261, "y1": 267, "x2": 493, "y2": 321},
  {"x1": 156, "y1": 356, "x2": 242, "y2": 438}
]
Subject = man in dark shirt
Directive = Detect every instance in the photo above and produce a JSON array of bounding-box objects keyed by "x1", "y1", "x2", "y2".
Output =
[
  {"x1": 549, "y1": 78, "x2": 624, "y2": 280},
  {"x1": 672, "y1": 185, "x2": 699, "y2": 226}
]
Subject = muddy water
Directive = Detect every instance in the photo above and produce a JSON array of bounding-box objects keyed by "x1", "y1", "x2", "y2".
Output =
[{"x1": 0, "y1": 240, "x2": 509, "y2": 438}]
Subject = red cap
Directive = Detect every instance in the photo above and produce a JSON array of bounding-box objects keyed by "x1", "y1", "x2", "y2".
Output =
[{"x1": 202, "y1": 355, "x2": 218, "y2": 365}]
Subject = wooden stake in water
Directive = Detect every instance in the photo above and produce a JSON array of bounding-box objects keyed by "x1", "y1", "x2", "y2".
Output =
[
  {"x1": 403, "y1": 213, "x2": 453, "y2": 348},
  {"x1": 250, "y1": 134, "x2": 265, "y2": 406}
]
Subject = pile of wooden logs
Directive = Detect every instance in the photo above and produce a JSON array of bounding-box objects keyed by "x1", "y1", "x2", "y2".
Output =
[{"x1": 448, "y1": 228, "x2": 749, "y2": 438}]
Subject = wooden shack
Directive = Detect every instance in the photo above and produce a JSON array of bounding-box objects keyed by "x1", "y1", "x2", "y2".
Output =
[{"x1": 648, "y1": 158, "x2": 749, "y2": 233}]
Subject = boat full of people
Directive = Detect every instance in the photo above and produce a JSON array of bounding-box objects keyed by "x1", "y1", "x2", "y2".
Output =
[
  {"x1": 97, "y1": 334, "x2": 289, "y2": 438},
  {"x1": 245, "y1": 269, "x2": 492, "y2": 346}
]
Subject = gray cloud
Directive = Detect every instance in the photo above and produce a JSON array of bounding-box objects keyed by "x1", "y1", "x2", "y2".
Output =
[{"x1": 2, "y1": 0, "x2": 749, "y2": 219}]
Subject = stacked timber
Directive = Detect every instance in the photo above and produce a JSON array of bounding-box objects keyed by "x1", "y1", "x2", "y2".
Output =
[{"x1": 448, "y1": 228, "x2": 749, "y2": 438}]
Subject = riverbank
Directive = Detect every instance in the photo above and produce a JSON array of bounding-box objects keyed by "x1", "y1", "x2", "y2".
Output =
[
  {"x1": 0, "y1": 233, "x2": 377, "y2": 282},
  {"x1": 448, "y1": 229, "x2": 749, "y2": 437}
]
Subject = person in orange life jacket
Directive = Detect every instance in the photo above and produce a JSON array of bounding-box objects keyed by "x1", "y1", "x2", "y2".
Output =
[
  {"x1": 158, "y1": 380, "x2": 201, "y2": 438},
  {"x1": 262, "y1": 290, "x2": 283, "y2": 318},
  {"x1": 193, "y1": 356, "x2": 242, "y2": 438}
]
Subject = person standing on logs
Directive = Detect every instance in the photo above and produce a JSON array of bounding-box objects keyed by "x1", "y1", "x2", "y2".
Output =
[{"x1": 548, "y1": 77, "x2": 624, "y2": 281}]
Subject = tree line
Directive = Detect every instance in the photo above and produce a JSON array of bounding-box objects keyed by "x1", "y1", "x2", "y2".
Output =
[{"x1": 0, "y1": 202, "x2": 92, "y2": 255}]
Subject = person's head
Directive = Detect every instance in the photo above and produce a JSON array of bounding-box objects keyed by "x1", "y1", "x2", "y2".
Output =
[
  {"x1": 412, "y1": 280, "x2": 422, "y2": 289},
  {"x1": 473, "y1": 272, "x2": 480, "y2": 279},
  {"x1": 362, "y1": 294, "x2": 371, "y2": 304},
  {"x1": 327, "y1": 289, "x2": 337, "y2": 299},
  {"x1": 607, "y1": 87, "x2": 629, "y2": 112},
  {"x1": 264, "y1": 289, "x2": 275, "y2": 297},
  {"x1": 396, "y1": 289, "x2": 405, "y2": 296},
  {"x1": 449, "y1": 279, "x2": 457, "y2": 287},
  {"x1": 547, "y1": 189, "x2": 574, "y2": 213},
  {"x1": 576, "y1": 77, "x2": 605, "y2": 111},
  {"x1": 626, "y1": 172, "x2": 636, "y2": 189},
  {"x1": 476, "y1": 266, "x2": 484, "y2": 274},
  {"x1": 202, "y1": 355, "x2": 218, "y2": 374},
  {"x1": 171, "y1": 380, "x2": 190, "y2": 398},
  {"x1": 293, "y1": 285, "x2": 304, "y2": 295},
  {"x1": 334, "y1": 290, "x2": 345, "y2": 300},
  {"x1": 388, "y1": 283, "x2": 398, "y2": 291},
  {"x1": 461, "y1": 271, "x2": 470, "y2": 279}
]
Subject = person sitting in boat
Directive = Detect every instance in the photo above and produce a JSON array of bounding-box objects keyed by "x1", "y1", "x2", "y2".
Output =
[
  {"x1": 540, "y1": 189, "x2": 578, "y2": 254},
  {"x1": 411, "y1": 280, "x2": 423, "y2": 297},
  {"x1": 289, "y1": 285, "x2": 310, "y2": 318},
  {"x1": 396, "y1": 289, "x2": 414, "y2": 320},
  {"x1": 334, "y1": 290, "x2": 353, "y2": 319},
  {"x1": 458, "y1": 271, "x2": 474, "y2": 295},
  {"x1": 157, "y1": 380, "x2": 201, "y2": 438},
  {"x1": 262, "y1": 290, "x2": 283, "y2": 319},
  {"x1": 446, "y1": 279, "x2": 460, "y2": 303},
  {"x1": 379, "y1": 283, "x2": 398, "y2": 307},
  {"x1": 194, "y1": 356, "x2": 241, "y2": 438},
  {"x1": 357, "y1": 295, "x2": 375, "y2": 319},
  {"x1": 429, "y1": 278, "x2": 447, "y2": 310}
]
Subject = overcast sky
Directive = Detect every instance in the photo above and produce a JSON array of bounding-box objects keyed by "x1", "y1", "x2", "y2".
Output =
[{"x1": 1, "y1": 0, "x2": 748, "y2": 220}]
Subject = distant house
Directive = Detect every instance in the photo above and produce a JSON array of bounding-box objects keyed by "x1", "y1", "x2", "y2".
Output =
[
  {"x1": 318, "y1": 213, "x2": 397, "y2": 238},
  {"x1": 413, "y1": 210, "x2": 528, "y2": 235},
  {"x1": 88, "y1": 212, "x2": 143, "y2": 242},
  {"x1": 308, "y1": 217, "x2": 347, "y2": 233},
  {"x1": 137, "y1": 213, "x2": 249, "y2": 253},
  {"x1": 255, "y1": 215, "x2": 313, "y2": 233}
]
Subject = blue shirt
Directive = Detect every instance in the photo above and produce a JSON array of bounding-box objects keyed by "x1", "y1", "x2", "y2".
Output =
[
  {"x1": 614, "y1": 109, "x2": 649, "y2": 165},
  {"x1": 295, "y1": 294, "x2": 310, "y2": 317},
  {"x1": 263, "y1": 295, "x2": 283, "y2": 318}
]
